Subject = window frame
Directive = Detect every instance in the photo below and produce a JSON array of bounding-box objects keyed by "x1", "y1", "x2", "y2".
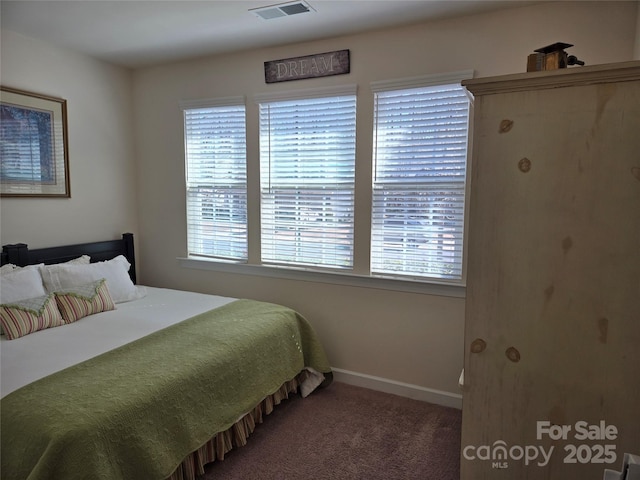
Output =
[
  {"x1": 370, "y1": 70, "x2": 474, "y2": 283},
  {"x1": 257, "y1": 86, "x2": 358, "y2": 270},
  {"x1": 181, "y1": 96, "x2": 249, "y2": 262},
  {"x1": 179, "y1": 73, "x2": 472, "y2": 297}
]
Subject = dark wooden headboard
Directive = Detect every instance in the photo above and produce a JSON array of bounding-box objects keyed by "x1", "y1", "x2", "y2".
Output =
[{"x1": 1, "y1": 233, "x2": 137, "y2": 284}]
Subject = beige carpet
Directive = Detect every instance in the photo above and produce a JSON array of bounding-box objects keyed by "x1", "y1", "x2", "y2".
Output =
[{"x1": 201, "y1": 381, "x2": 461, "y2": 480}]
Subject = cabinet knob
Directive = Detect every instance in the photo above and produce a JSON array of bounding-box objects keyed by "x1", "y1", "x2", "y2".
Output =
[
  {"x1": 499, "y1": 119, "x2": 514, "y2": 133},
  {"x1": 505, "y1": 346, "x2": 521, "y2": 362},
  {"x1": 470, "y1": 338, "x2": 487, "y2": 353},
  {"x1": 518, "y1": 157, "x2": 532, "y2": 173}
]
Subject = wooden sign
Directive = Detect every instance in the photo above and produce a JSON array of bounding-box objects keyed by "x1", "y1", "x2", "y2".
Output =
[{"x1": 264, "y1": 49, "x2": 350, "y2": 84}]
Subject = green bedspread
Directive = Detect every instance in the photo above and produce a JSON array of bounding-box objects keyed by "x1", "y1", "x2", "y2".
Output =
[{"x1": 0, "y1": 299, "x2": 331, "y2": 480}]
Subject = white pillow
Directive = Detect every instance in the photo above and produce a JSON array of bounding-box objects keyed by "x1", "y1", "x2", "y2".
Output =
[
  {"x1": 65, "y1": 255, "x2": 91, "y2": 265},
  {"x1": 40, "y1": 255, "x2": 145, "y2": 303},
  {"x1": 0, "y1": 263, "x2": 18, "y2": 274},
  {"x1": 0, "y1": 266, "x2": 47, "y2": 304},
  {"x1": 1, "y1": 255, "x2": 89, "y2": 274}
]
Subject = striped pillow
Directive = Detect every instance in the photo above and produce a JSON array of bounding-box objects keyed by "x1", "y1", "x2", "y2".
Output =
[
  {"x1": 0, "y1": 294, "x2": 66, "y2": 340},
  {"x1": 54, "y1": 278, "x2": 116, "y2": 323}
]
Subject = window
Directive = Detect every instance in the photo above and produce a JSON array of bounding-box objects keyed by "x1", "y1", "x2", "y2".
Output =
[
  {"x1": 182, "y1": 98, "x2": 248, "y2": 261},
  {"x1": 181, "y1": 74, "x2": 472, "y2": 293},
  {"x1": 371, "y1": 73, "x2": 472, "y2": 281},
  {"x1": 258, "y1": 86, "x2": 357, "y2": 269}
]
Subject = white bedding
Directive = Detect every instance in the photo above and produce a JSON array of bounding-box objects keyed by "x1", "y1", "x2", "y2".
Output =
[{"x1": 0, "y1": 287, "x2": 235, "y2": 398}]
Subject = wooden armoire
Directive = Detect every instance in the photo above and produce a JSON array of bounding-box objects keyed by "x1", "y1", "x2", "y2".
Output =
[{"x1": 461, "y1": 61, "x2": 640, "y2": 479}]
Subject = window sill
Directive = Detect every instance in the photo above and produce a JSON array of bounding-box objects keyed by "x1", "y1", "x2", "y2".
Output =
[{"x1": 177, "y1": 257, "x2": 466, "y2": 298}]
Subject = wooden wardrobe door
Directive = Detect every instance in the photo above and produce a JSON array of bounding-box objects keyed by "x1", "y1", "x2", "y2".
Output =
[{"x1": 461, "y1": 64, "x2": 640, "y2": 480}]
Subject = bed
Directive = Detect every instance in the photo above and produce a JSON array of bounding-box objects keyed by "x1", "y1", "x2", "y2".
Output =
[{"x1": 0, "y1": 233, "x2": 332, "y2": 480}]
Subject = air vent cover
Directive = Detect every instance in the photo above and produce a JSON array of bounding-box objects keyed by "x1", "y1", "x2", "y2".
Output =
[{"x1": 251, "y1": 1, "x2": 315, "y2": 20}]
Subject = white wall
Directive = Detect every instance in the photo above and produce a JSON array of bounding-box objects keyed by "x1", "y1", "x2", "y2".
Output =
[
  {"x1": 0, "y1": 30, "x2": 138, "y2": 249},
  {"x1": 132, "y1": 1, "x2": 637, "y2": 402},
  {"x1": 0, "y1": 1, "x2": 636, "y2": 405}
]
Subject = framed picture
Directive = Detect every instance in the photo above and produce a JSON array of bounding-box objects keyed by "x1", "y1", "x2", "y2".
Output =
[{"x1": 1, "y1": 86, "x2": 70, "y2": 197}]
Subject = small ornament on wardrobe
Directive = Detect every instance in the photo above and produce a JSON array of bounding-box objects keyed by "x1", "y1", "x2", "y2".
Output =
[{"x1": 526, "y1": 42, "x2": 585, "y2": 72}]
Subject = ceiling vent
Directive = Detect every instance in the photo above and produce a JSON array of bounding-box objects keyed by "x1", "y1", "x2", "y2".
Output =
[{"x1": 250, "y1": 1, "x2": 315, "y2": 20}]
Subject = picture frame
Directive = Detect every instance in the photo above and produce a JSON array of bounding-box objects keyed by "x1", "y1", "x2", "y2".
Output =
[{"x1": 1, "y1": 86, "x2": 70, "y2": 197}]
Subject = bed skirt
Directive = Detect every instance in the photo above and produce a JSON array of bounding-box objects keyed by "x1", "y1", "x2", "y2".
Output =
[{"x1": 167, "y1": 370, "x2": 308, "y2": 480}]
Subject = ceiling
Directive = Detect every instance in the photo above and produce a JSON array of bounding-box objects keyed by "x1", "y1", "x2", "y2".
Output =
[{"x1": 1, "y1": 0, "x2": 538, "y2": 69}]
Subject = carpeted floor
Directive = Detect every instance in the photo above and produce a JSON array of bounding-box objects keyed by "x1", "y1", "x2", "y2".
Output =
[{"x1": 201, "y1": 381, "x2": 461, "y2": 480}]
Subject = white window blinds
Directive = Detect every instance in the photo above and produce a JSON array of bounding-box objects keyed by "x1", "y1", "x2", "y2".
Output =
[
  {"x1": 258, "y1": 88, "x2": 356, "y2": 269},
  {"x1": 371, "y1": 76, "x2": 471, "y2": 281},
  {"x1": 182, "y1": 99, "x2": 248, "y2": 261}
]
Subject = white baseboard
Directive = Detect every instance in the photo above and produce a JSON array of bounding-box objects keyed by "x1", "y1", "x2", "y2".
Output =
[{"x1": 330, "y1": 368, "x2": 463, "y2": 410}]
